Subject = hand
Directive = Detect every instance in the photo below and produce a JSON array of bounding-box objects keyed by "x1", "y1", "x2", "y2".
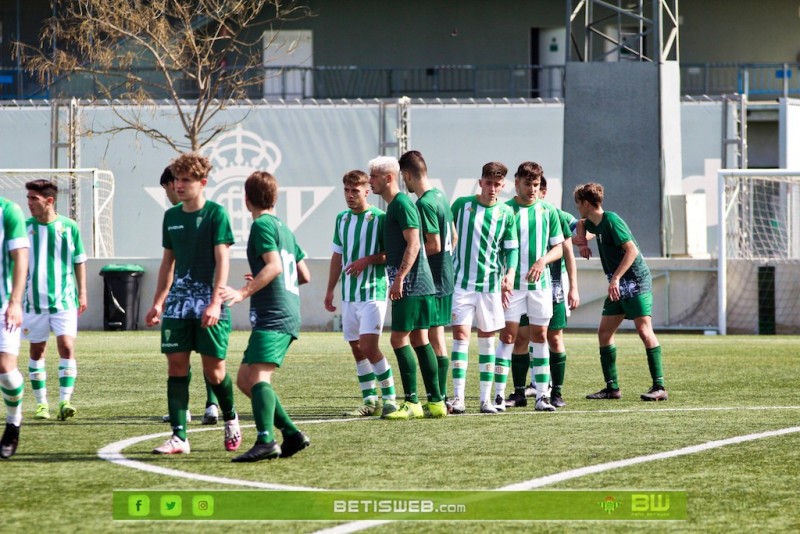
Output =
[
  {"x1": 389, "y1": 277, "x2": 404, "y2": 301},
  {"x1": 345, "y1": 257, "x2": 369, "y2": 277},
  {"x1": 4, "y1": 301, "x2": 22, "y2": 332},
  {"x1": 201, "y1": 300, "x2": 221, "y2": 328},
  {"x1": 608, "y1": 279, "x2": 621, "y2": 302},
  {"x1": 501, "y1": 289, "x2": 511, "y2": 310},
  {"x1": 324, "y1": 290, "x2": 337, "y2": 312},
  {"x1": 78, "y1": 294, "x2": 88, "y2": 316},
  {"x1": 568, "y1": 286, "x2": 580, "y2": 310},
  {"x1": 244, "y1": 273, "x2": 254, "y2": 282},
  {"x1": 526, "y1": 259, "x2": 545, "y2": 284},
  {"x1": 579, "y1": 244, "x2": 592, "y2": 259},
  {"x1": 219, "y1": 285, "x2": 244, "y2": 306},
  {"x1": 572, "y1": 235, "x2": 588, "y2": 248},
  {"x1": 145, "y1": 305, "x2": 162, "y2": 327}
]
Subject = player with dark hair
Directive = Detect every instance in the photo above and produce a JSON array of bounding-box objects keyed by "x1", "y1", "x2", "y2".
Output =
[
  {"x1": 573, "y1": 182, "x2": 667, "y2": 401},
  {"x1": 222, "y1": 170, "x2": 311, "y2": 462}
]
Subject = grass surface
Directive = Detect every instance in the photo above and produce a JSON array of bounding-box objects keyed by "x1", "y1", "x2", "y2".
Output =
[{"x1": 2, "y1": 331, "x2": 799, "y2": 533}]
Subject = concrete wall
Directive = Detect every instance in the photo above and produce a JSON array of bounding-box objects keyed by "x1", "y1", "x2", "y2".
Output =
[{"x1": 83, "y1": 257, "x2": 719, "y2": 332}]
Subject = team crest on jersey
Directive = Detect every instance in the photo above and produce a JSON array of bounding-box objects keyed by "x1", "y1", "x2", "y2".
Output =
[
  {"x1": 343, "y1": 213, "x2": 350, "y2": 222},
  {"x1": 365, "y1": 212, "x2": 374, "y2": 221},
  {"x1": 196, "y1": 216, "x2": 203, "y2": 229}
]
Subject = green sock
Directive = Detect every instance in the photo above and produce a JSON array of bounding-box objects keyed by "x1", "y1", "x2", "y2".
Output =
[
  {"x1": 550, "y1": 350, "x2": 567, "y2": 395},
  {"x1": 273, "y1": 394, "x2": 299, "y2": 437},
  {"x1": 414, "y1": 344, "x2": 442, "y2": 402},
  {"x1": 204, "y1": 373, "x2": 219, "y2": 407},
  {"x1": 646, "y1": 346, "x2": 665, "y2": 387},
  {"x1": 436, "y1": 355, "x2": 449, "y2": 398},
  {"x1": 599, "y1": 345, "x2": 619, "y2": 390},
  {"x1": 511, "y1": 353, "x2": 529, "y2": 393},
  {"x1": 393, "y1": 345, "x2": 419, "y2": 403},
  {"x1": 208, "y1": 373, "x2": 236, "y2": 421},
  {"x1": 251, "y1": 381, "x2": 276, "y2": 444},
  {"x1": 167, "y1": 375, "x2": 190, "y2": 441}
]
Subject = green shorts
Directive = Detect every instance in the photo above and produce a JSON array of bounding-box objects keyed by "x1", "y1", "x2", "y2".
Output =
[
  {"x1": 161, "y1": 318, "x2": 230, "y2": 358},
  {"x1": 602, "y1": 292, "x2": 653, "y2": 319},
  {"x1": 430, "y1": 294, "x2": 453, "y2": 327},
  {"x1": 549, "y1": 300, "x2": 568, "y2": 330},
  {"x1": 391, "y1": 295, "x2": 435, "y2": 332},
  {"x1": 243, "y1": 330, "x2": 295, "y2": 366},
  {"x1": 519, "y1": 314, "x2": 529, "y2": 327}
]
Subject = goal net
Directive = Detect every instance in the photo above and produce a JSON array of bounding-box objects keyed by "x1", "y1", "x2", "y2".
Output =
[
  {"x1": 718, "y1": 170, "x2": 800, "y2": 334},
  {"x1": 0, "y1": 168, "x2": 115, "y2": 258}
]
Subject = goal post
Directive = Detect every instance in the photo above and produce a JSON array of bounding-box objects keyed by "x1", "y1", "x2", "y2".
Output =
[
  {"x1": 717, "y1": 169, "x2": 800, "y2": 334},
  {"x1": 0, "y1": 168, "x2": 115, "y2": 258}
]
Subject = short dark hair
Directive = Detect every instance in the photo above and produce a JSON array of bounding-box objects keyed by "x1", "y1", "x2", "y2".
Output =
[
  {"x1": 398, "y1": 150, "x2": 427, "y2": 179},
  {"x1": 160, "y1": 166, "x2": 175, "y2": 187},
  {"x1": 514, "y1": 161, "x2": 543, "y2": 181},
  {"x1": 342, "y1": 170, "x2": 369, "y2": 187},
  {"x1": 574, "y1": 182, "x2": 604, "y2": 207},
  {"x1": 245, "y1": 171, "x2": 278, "y2": 210},
  {"x1": 25, "y1": 179, "x2": 58, "y2": 199},
  {"x1": 481, "y1": 162, "x2": 507, "y2": 179},
  {"x1": 540, "y1": 175, "x2": 548, "y2": 190}
]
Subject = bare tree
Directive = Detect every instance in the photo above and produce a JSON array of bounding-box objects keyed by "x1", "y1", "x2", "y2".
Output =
[{"x1": 16, "y1": 0, "x2": 314, "y2": 151}]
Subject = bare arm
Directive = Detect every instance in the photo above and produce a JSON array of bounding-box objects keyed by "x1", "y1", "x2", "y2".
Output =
[
  {"x1": 221, "y1": 250, "x2": 282, "y2": 304},
  {"x1": 297, "y1": 259, "x2": 311, "y2": 285},
  {"x1": 5, "y1": 247, "x2": 28, "y2": 331},
  {"x1": 608, "y1": 240, "x2": 638, "y2": 301},
  {"x1": 145, "y1": 249, "x2": 175, "y2": 327},
  {"x1": 325, "y1": 252, "x2": 343, "y2": 312},
  {"x1": 424, "y1": 232, "x2": 441, "y2": 256},
  {"x1": 563, "y1": 236, "x2": 580, "y2": 309},
  {"x1": 74, "y1": 261, "x2": 88, "y2": 315},
  {"x1": 345, "y1": 252, "x2": 386, "y2": 276},
  {"x1": 450, "y1": 222, "x2": 458, "y2": 252},
  {"x1": 389, "y1": 227, "x2": 420, "y2": 301}
]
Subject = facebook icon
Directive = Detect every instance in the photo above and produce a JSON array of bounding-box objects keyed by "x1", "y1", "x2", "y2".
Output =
[{"x1": 128, "y1": 495, "x2": 150, "y2": 517}]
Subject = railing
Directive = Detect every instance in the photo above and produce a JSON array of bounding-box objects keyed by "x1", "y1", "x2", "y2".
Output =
[{"x1": 2, "y1": 62, "x2": 799, "y2": 101}]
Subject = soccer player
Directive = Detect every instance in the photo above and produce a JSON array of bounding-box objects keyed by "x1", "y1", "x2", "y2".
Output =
[
  {"x1": 367, "y1": 155, "x2": 446, "y2": 419},
  {"x1": 491, "y1": 163, "x2": 563, "y2": 413},
  {"x1": 158, "y1": 166, "x2": 221, "y2": 426},
  {"x1": 221, "y1": 170, "x2": 311, "y2": 462},
  {"x1": 449, "y1": 162, "x2": 519, "y2": 414},
  {"x1": 145, "y1": 152, "x2": 241, "y2": 455},
  {"x1": 573, "y1": 182, "x2": 668, "y2": 401},
  {"x1": 324, "y1": 170, "x2": 397, "y2": 418},
  {"x1": 23, "y1": 180, "x2": 87, "y2": 422},
  {"x1": 0, "y1": 197, "x2": 29, "y2": 459},
  {"x1": 399, "y1": 150, "x2": 456, "y2": 409}
]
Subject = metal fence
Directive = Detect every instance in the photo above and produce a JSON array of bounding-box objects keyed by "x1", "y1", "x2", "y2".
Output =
[{"x1": 3, "y1": 62, "x2": 799, "y2": 101}]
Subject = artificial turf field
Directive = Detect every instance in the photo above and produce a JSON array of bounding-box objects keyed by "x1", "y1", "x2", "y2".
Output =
[{"x1": 2, "y1": 330, "x2": 798, "y2": 533}]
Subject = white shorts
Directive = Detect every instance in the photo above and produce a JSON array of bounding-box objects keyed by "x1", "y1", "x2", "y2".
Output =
[
  {"x1": 22, "y1": 310, "x2": 79, "y2": 343},
  {"x1": 342, "y1": 300, "x2": 387, "y2": 342},
  {"x1": 0, "y1": 305, "x2": 21, "y2": 355},
  {"x1": 504, "y1": 288, "x2": 553, "y2": 326},
  {"x1": 451, "y1": 287, "x2": 505, "y2": 333}
]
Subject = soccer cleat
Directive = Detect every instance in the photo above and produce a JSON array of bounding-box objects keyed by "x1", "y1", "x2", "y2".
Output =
[
  {"x1": 535, "y1": 397, "x2": 557, "y2": 412},
  {"x1": 423, "y1": 400, "x2": 447, "y2": 418},
  {"x1": 550, "y1": 393, "x2": 566, "y2": 408},
  {"x1": 444, "y1": 397, "x2": 454, "y2": 414},
  {"x1": 162, "y1": 410, "x2": 192, "y2": 423},
  {"x1": 0, "y1": 423, "x2": 20, "y2": 459},
  {"x1": 34, "y1": 403, "x2": 51, "y2": 420},
  {"x1": 479, "y1": 400, "x2": 498, "y2": 414},
  {"x1": 343, "y1": 400, "x2": 379, "y2": 417},
  {"x1": 505, "y1": 392, "x2": 527, "y2": 408},
  {"x1": 57, "y1": 400, "x2": 76, "y2": 421},
  {"x1": 586, "y1": 387, "x2": 622, "y2": 400},
  {"x1": 224, "y1": 415, "x2": 242, "y2": 452},
  {"x1": 379, "y1": 400, "x2": 398, "y2": 418},
  {"x1": 524, "y1": 382, "x2": 537, "y2": 398},
  {"x1": 450, "y1": 397, "x2": 466, "y2": 415},
  {"x1": 202, "y1": 404, "x2": 219, "y2": 425},
  {"x1": 641, "y1": 385, "x2": 669, "y2": 401},
  {"x1": 280, "y1": 430, "x2": 310, "y2": 458},
  {"x1": 383, "y1": 401, "x2": 424, "y2": 420},
  {"x1": 232, "y1": 440, "x2": 281, "y2": 463},
  {"x1": 152, "y1": 435, "x2": 191, "y2": 455},
  {"x1": 494, "y1": 394, "x2": 507, "y2": 412}
]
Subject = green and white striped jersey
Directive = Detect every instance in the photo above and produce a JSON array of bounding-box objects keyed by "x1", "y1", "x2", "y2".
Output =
[
  {"x1": 0, "y1": 198, "x2": 29, "y2": 309},
  {"x1": 331, "y1": 205, "x2": 387, "y2": 302},
  {"x1": 507, "y1": 198, "x2": 564, "y2": 290},
  {"x1": 24, "y1": 214, "x2": 87, "y2": 314},
  {"x1": 451, "y1": 195, "x2": 519, "y2": 293}
]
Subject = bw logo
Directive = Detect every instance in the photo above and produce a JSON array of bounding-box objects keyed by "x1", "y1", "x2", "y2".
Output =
[{"x1": 631, "y1": 494, "x2": 670, "y2": 513}]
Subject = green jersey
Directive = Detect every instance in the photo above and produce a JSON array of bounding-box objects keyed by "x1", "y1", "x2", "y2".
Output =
[
  {"x1": 248, "y1": 213, "x2": 305, "y2": 337},
  {"x1": 548, "y1": 209, "x2": 576, "y2": 303},
  {"x1": 416, "y1": 188, "x2": 455, "y2": 298},
  {"x1": 332, "y1": 205, "x2": 387, "y2": 302},
  {"x1": 584, "y1": 211, "x2": 652, "y2": 298},
  {"x1": 0, "y1": 198, "x2": 29, "y2": 309},
  {"x1": 451, "y1": 195, "x2": 519, "y2": 293},
  {"x1": 384, "y1": 192, "x2": 435, "y2": 297},
  {"x1": 162, "y1": 200, "x2": 234, "y2": 320},
  {"x1": 24, "y1": 214, "x2": 86, "y2": 314},
  {"x1": 506, "y1": 198, "x2": 564, "y2": 291}
]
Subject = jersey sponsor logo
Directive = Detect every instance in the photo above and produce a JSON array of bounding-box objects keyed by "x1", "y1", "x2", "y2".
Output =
[{"x1": 167, "y1": 225, "x2": 184, "y2": 231}]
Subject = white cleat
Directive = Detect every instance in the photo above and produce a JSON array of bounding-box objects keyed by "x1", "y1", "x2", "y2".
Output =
[
  {"x1": 535, "y1": 397, "x2": 556, "y2": 412},
  {"x1": 479, "y1": 400, "x2": 499, "y2": 414},
  {"x1": 152, "y1": 435, "x2": 191, "y2": 454}
]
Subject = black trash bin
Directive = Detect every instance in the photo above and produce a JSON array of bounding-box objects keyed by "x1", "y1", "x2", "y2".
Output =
[{"x1": 99, "y1": 264, "x2": 145, "y2": 331}]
